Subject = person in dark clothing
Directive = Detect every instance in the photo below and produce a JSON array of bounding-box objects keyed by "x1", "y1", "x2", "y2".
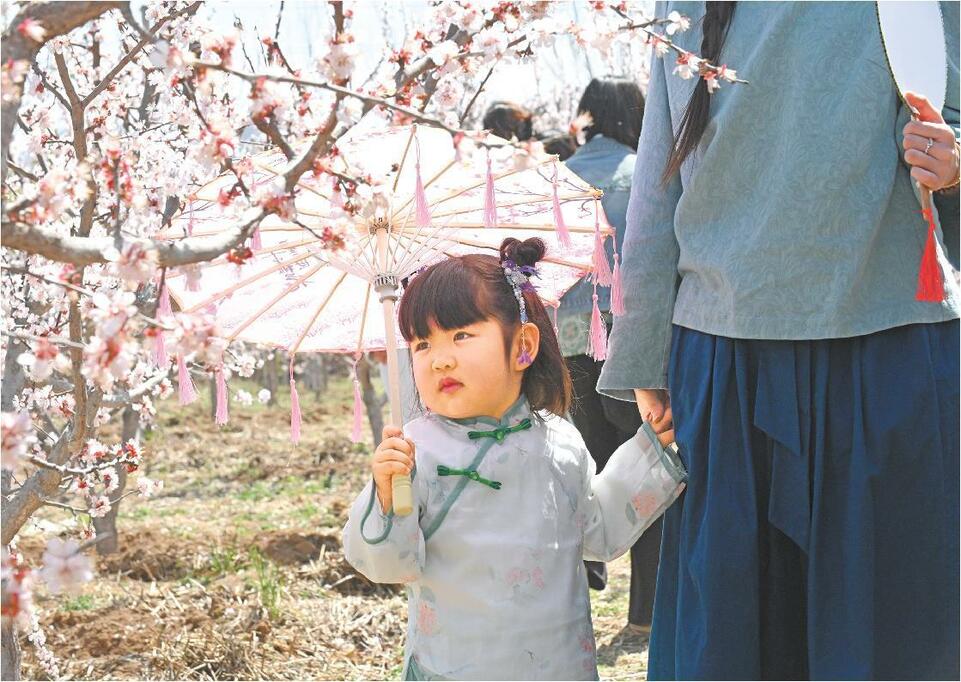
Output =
[{"x1": 558, "y1": 77, "x2": 658, "y2": 630}]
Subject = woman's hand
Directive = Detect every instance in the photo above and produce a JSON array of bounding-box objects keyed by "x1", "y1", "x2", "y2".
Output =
[
  {"x1": 902, "y1": 91, "x2": 961, "y2": 191},
  {"x1": 635, "y1": 388, "x2": 674, "y2": 446},
  {"x1": 372, "y1": 425, "x2": 415, "y2": 513}
]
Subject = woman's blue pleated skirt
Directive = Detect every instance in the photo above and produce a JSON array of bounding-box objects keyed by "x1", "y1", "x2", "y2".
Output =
[{"x1": 650, "y1": 321, "x2": 959, "y2": 680}]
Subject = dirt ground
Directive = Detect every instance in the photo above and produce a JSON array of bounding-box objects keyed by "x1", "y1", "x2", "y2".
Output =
[{"x1": 16, "y1": 377, "x2": 650, "y2": 680}]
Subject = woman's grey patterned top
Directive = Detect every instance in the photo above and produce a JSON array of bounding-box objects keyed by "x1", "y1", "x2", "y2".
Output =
[{"x1": 599, "y1": 1, "x2": 961, "y2": 397}]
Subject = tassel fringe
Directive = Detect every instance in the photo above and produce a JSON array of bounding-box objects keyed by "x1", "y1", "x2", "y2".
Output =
[
  {"x1": 551, "y1": 163, "x2": 572, "y2": 248},
  {"x1": 158, "y1": 281, "x2": 172, "y2": 317},
  {"x1": 215, "y1": 368, "x2": 229, "y2": 425},
  {"x1": 611, "y1": 254, "x2": 626, "y2": 316},
  {"x1": 350, "y1": 377, "x2": 363, "y2": 443},
  {"x1": 178, "y1": 356, "x2": 198, "y2": 405},
  {"x1": 153, "y1": 331, "x2": 168, "y2": 367},
  {"x1": 592, "y1": 231, "x2": 613, "y2": 286},
  {"x1": 483, "y1": 153, "x2": 497, "y2": 228},
  {"x1": 588, "y1": 292, "x2": 608, "y2": 360},
  {"x1": 251, "y1": 227, "x2": 262, "y2": 251},
  {"x1": 290, "y1": 379, "x2": 302, "y2": 445},
  {"x1": 414, "y1": 163, "x2": 432, "y2": 228},
  {"x1": 916, "y1": 208, "x2": 945, "y2": 302}
]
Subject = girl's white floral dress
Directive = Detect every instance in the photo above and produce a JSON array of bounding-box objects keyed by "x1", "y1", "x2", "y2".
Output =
[{"x1": 342, "y1": 396, "x2": 685, "y2": 680}]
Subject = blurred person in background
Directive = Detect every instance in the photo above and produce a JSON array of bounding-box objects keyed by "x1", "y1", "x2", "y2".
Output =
[
  {"x1": 482, "y1": 101, "x2": 535, "y2": 142},
  {"x1": 556, "y1": 77, "x2": 657, "y2": 632}
]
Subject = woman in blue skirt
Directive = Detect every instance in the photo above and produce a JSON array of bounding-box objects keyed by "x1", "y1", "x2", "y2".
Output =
[{"x1": 599, "y1": 2, "x2": 960, "y2": 679}]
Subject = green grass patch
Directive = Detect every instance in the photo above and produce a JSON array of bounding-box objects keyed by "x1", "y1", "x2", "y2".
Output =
[
  {"x1": 62, "y1": 594, "x2": 96, "y2": 611},
  {"x1": 248, "y1": 546, "x2": 283, "y2": 621}
]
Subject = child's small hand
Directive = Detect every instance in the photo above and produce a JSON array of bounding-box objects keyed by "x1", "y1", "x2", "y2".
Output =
[{"x1": 372, "y1": 425, "x2": 416, "y2": 513}]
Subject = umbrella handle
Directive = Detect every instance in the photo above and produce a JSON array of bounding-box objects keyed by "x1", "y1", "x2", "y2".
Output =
[
  {"x1": 391, "y1": 474, "x2": 413, "y2": 516},
  {"x1": 374, "y1": 224, "x2": 415, "y2": 517}
]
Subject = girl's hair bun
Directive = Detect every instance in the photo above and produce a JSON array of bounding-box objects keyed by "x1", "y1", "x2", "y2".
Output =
[{"x1": 499, "y1": 237, "x2": 546, "y2": 268}]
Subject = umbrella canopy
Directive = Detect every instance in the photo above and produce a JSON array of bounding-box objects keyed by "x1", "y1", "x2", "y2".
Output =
[
  {"x1": 158, "y1": 122, "x2": 622, "y2": 460},
  {"x1": 162, "y1": 123, "x2": 613, "y2": 354}
]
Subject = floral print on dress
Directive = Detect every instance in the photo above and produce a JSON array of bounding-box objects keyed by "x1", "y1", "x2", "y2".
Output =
[{"x1": 417, "y1": 601, "x2": 438, "y2": 636}]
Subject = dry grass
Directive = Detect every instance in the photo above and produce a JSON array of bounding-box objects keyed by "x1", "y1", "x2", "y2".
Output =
[{"x1": 16, "y1": 376, "x2": 648, "y2": 680}]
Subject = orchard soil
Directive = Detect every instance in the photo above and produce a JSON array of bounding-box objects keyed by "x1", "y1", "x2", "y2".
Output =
[{"x1": 17, "y1": 377, "x2": 650, "y2": 680}]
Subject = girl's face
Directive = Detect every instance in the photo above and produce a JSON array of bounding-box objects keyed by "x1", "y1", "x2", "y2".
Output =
[{"x1": 409, "y1": 318, "x2": 539, "y2": 420}]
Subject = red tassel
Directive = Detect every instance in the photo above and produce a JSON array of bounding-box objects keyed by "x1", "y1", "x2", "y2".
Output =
[
  {"x1": 158, "y1": 280, "x2": 172, "y2": 317},
  {"x1": 414, "y1": 163, "x2": 432, "y2": 228},
  {"x1": 483, "y1": 152, "x2": 497, "y2": 228},
  {"x1": 588, "y1": 292, "x2": 608, "y2": 360},
  {"x1": 215, "y1": 368, "x2": 229, "y2": 425},
  {"x1": 611, "y1": 254, "x2": 626, "y2": 316},
  {"x1": 551, "y1": 163, "x2": 572, "y2": 248},
  {"x1": 251, "y1": 227, "x2": 262, "y2": 251},
  {"x1": 178, "y1": 356, "x2": 197, "y2": 405},
  {"x1": 153, "y1": 331, "x2": 168, "y2": 367},
  {"x1": 916, "y1": 208, "x2": 945, "y2": 302},
  {"x1": 350, "y1": 359, "x2": 364, "y2": 443},
  {"x1": 289, "y1": 379, "x2": 302, "y2": 444}
]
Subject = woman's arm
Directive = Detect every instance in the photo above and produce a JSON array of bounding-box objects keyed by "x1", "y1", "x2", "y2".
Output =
[{"x1": 597, "y1": 16, "x2": 684, "y2": 400}]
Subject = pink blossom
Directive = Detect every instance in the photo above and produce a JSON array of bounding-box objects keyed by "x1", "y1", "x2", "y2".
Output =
[
  {"x1": 88, "y1": 495, "x2": 112, "y2": 518},
  {"x1": 434, "y1": 76, "x2": 465, "y2": 110},
  {"x1": 665, "y1": 11, "x2": 691, "y2": 35},
  {"x1": 257, "y1": 389, "x2": 271, "y2": 404},
  {"x1": 1, "y1": 60, "x2": 30, "y2": 104},
  {"x1": 254, "y1": 181, "x2": 298, "y2": 220},
  {"x1": 427, "y1": 40, "x2": 459, "y2": 66},
  {"x1": 1, "y1": 411, "x2": 35, "y2": 471},
  {"x1": 116, "y1": 243, "x2": 159, "y2": 285},
  {"x1": 39, "y1": 538, "x2": 94, "y2": 594},
  {"x1": 474, "y1": 27, "x2": 509, "y2": 59},
  {"x1": 323, "y1": 35, "x2": 358, "y2": 81},
  {"x1": 100, "y1": 466, "x2": 119, "y2": 494},
  {"x1": 16, "y1": 337, "x2": 60, "y2": 381},
  {"x1": 17, "y1": 18, "x2": 47, "y2": 43},
  {"x1": 136, "y1": 477, "x2": 163, "y2": 498}
]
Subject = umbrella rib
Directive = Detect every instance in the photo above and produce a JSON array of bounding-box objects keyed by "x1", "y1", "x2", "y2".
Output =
[
  {"x1": 400, "y1": 231, "x2": 592, "y2": 270},
  {"x1": 165, "y1": 238, "x2": 318, "y2": 274},
  {"x1": 288, "y1": 270, "x2": 350, "y2": 355},
  {"x1": 227, "y1": 261, "x2": 327, "y2": 343},
  {"x1": 391, "y1": 126, "x2": 418, "y2": 195},
  {"x1": 410, "y1": 221, "x2": 613, "y2": 235},
  {"x1": 427, "y1": 191, "x2": 599, "y2": 218},
  {"x1": 184, "y1": 250, "x2": 318, "y2": 313},
  {"x1": 354, "y1": 282, "x2": 373, "y2": 355},
  {"x1": 414, "y1": 156, "x2": 560, "y2": 214},
  {"x1": 390, "y1": 158, "x2": 457, "y2": 218}
]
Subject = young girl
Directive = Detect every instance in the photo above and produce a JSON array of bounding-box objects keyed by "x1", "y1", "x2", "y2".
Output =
[{"x1": 342, "y1": 237, "x2": 685, "y2": 680}]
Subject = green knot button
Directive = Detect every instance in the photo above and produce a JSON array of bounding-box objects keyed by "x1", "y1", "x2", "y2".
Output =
[
  {"x1": 467, "y1": 417, "x2": 532, "y2": 443},
  {"x1": 436, "y1": 465, "x2": 502, "y2": 490}
]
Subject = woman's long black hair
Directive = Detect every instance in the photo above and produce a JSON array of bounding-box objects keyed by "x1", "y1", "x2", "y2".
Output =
[
  {"x1": 661, "y1": 2, "x2": 737, "y2": 183},
  {"x1": 576, "y1": 78, "x2": 645, "y2": 150}
]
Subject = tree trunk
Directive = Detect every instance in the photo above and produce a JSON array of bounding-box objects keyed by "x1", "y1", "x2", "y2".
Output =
[
  {"x1": 0, "y1": 616, "x2": 21, "y2": 681},
  {"x1": 92, "y1": 406, "x2": 138, "y2": 555},
  {"x1": 356, "y1": 356, "x2": 383, "y2": 450}
]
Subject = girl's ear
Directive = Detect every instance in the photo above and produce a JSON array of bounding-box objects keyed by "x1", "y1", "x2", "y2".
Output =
[{"x1": 514, "y1": 322, "x2": 541, "y2": 370}]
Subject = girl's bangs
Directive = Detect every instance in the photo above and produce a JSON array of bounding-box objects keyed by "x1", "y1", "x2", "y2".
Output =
[{"x1": 398, "y1": 260, "x2": 494, "y2": 341}]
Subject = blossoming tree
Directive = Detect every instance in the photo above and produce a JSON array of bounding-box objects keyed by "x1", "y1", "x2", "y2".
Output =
[{"x1": 0, "y1": 1, "x2": 736, "y2": 678}]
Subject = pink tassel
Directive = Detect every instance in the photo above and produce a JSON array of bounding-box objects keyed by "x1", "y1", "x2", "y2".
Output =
[
  {"x1": 592, "y1": 229, "x2": 613, "y2": 287},
  {"x1": 178, "y1": 356, "x2": 198, "y2": 405},
  {"x1": 251, "y1": 227, "x2": 263, "y2": 251},
  {"x1": 414, "y1": 164, "x2": 432, "y2": 228},
  {"x1": 215, "y1": 368, "x2": 229, "y2": 425},
  {"x1": 483, "y1": 152, "x2": 497, "y2": 228},
  {"x1": 157, "y1": 281, "x2": 172, "y2": 318},
  {"x1": 551, "y1": 163, "x2": 572, "y2": 248},
  {"x1": 350, "y1": 358, "x2": 364, "y2": 443},
  {"x1": 153, "y1": 331, "x2": 168, "y2": 367},
  {"x1": 588, "y1": 292, "x2": 608, "y2": 361},
  {"x1": 611, "y1": 254, "x2": 626, "y2": 316},
  {"x1": 187, "y1": 199, "x2": 195, "y2": 236},
  {"x1": 289, "y1": 378, "x2": 302, "y2": 444}
]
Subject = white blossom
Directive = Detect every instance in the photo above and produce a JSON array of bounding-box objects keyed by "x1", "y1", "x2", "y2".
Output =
[{"x1": 38, "y1": 538, "x2": 94, "y2": 594}]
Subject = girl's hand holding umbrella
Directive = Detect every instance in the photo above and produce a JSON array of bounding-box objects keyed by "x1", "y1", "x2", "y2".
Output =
[{"x1": 372, "y1": 425, "x2": 416, "y2": 514}]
